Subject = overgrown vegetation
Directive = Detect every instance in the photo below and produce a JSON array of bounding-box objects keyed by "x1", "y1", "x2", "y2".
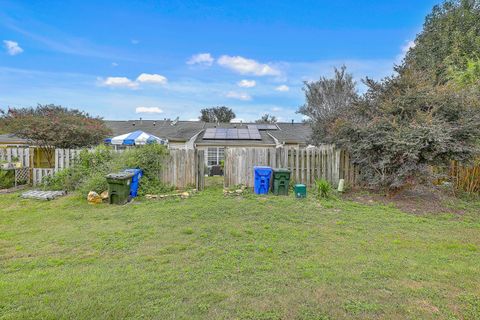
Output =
[
  {"x1": 314, "y1": 178, "x2": 332, "y2": 199},
  {"x1": 301, "y1": 0, "x2": 480, "y2": 193},
  {"x1": 43, "y1": 144, "x2": 172, "y2": 196},
  {"x1": 0, "y1": 169, "x2": 14, "y2": 189}
]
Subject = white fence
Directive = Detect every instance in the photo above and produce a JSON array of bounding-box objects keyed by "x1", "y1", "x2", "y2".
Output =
[
  {"x1": 32, "y1": 168, "x2": 55, "y2": 186},
  {"x1": 55, "y1": 148, "x2": 82, "y2": 171},
  {"x1": 0, "y1": 147, "x2": 30, "y2": 167}
]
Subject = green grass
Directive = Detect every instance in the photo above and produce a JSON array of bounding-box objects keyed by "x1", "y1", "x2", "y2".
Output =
[{"x1": 0, "y1": 186, "x2": 479, "y2": 319}]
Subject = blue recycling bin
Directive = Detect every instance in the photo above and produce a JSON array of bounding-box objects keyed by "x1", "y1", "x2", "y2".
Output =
[
  {"x1": 254, "y1": 166, "x2": 272, "y2": 195},
  {"x1": 124, "y1": 168, "x2": 143, "y2": 197}
]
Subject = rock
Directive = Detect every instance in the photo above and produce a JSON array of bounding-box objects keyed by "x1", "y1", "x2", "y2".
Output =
[
  {"x1": 87, "y1": 191, "x2": 102, "y2": 204},
  {"x1": 180, "y1": 192, "x2": 190, "y2": 199},
  {"x1": 100, "y1": 191, "x2": 109, "y2": 200},
  {"x1": 235, "y1": 189, "x2": 243, "y2": 194}
]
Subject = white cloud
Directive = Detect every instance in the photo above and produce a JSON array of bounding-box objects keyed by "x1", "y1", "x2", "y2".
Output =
[
  {"x1": 136, "y1": 73, "x2": 167, "y2": 85},
  {"x1": 271, "y1": 107, "x2": 281, "y2": 112},
  {"x1": 188, "y1": 118, "x2": 200, "y2": 121},
  {"x1": 396, "y1": 40, "x2": 415, "y2": 64},
  {"x1": 3, "y1": 40, "x2": 23, "y2": 56},
  {"x1": 231, "y1": 118, "x2": 246, "y2": 123},
  {"x1": 131, "y1": 39, "x2": 140, "y2": 45},
  {"x1": 135, "y1": 107, "x2": 163, "y2": 114},
  {"x1": 237, "y1": 79, "x2": 256, "y2": 88},
  {"x1": 217, "y1": 55, "x2": 281, "y2": 76},
  {"x1": 100, "y1": 76, "x2": 138, "y2": 88},
  {"x1": 187, "y1": 53, "x2": 214, "y2": 66},
  {"x1": 275, "y1": 84, "x2": 289, "y2": 92},
  {"x1": 111, "y1": 62, "x2": 118, "y2": 67},
  {"x1": 226, "y1": 91, "x2": 251, "y2": 101}
]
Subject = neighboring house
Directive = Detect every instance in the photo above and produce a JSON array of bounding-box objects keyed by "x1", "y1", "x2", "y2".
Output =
[
  {"x1": 1, "y1": 120, "x2": 312, "y2": 169},
  {"x1": 0, "y1": 134, "x2": 29, "y2": 147},
  {"x1": 105, "y1": 120, "x2": 312, "y2": 167}
]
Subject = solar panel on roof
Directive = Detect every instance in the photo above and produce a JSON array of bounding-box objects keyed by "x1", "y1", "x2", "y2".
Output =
[
  {"x1": 248, "y1": 124, "x2": 279, "y2": 130},
  {"x1": 202, "y1": 128, "x2": 262, "y2": 140},
  {"x1": 203, "y1": 128, "x2": 216, "y2": 139}
]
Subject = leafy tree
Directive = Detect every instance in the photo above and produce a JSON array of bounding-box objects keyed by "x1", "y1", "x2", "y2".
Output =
[
  {"x1": 297, "y1": 66, "x2": 358, "y2": 143},
  {"x1": 1, "y1": 104, "x2": 111, "y2": 167},
  {"x1": 404, "y1": 0, "x2": 480, "y2": 84},
  {"x1": 450, "y1": 58, "x2": 480, "y2": 87},
  {"x1": 332, "y1": 71, "x2": 480, "y2": 192},
  {"x1": 256, "y1": 114, "x2": 277, "y2": 123},
  {"x1": 199, "y1": 106, "x2": 236, "y2": 123}
]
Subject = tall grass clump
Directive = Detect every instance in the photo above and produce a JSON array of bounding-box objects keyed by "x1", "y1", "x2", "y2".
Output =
[{"x1": 315, "y1": 179, "x2": 332, "y2": 199}]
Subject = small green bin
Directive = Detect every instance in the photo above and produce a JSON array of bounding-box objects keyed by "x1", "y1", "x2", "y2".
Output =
[
  {"x1": 106, "y1": 172, "x2": 134, "y2": 205},
  {"x1": 294, "y1": 184, "x2": 307, "y2": 198},
  {"x1": 272, "y1": 168, "x2": 291, "y2": 195}
]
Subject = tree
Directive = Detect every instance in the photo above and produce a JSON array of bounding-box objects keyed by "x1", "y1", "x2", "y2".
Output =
[
  {"x1": 332, "y1": 70, "x2": 480, "y2": 192},
  {"x1": 256, "y1": 114, "x2": 277, "y2": 123},
  {"x1": 297, "y1": 66, "x2": 358, "y2": 144},
  {"x1": 403, "y1": 0, "x2": 480, "y2": 84},
  {"x1": 199, "y1": 106, "x2": 236, "y2": 123},
  {"x1": 303, "y1": 1, "x2": 480, "y2": 192},
  {"x1": 1, "y1": 104, "x2": 111, "y2": 167}
]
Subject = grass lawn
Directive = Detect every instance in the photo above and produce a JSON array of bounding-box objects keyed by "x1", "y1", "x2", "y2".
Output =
[{"x1": 1, "y1": 185, "x2": 479, "y2": 319}]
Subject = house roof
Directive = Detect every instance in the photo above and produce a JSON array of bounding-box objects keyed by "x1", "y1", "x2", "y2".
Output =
[
  {"x1": 103, "y1": 120, "x2": 313, "y2": 146},
  {"x1": 105, "y1": 120, "x2": 205, "y2": 142},
  {"x1": 0, "y1": 134, "x2": 29, "y2": 145}
]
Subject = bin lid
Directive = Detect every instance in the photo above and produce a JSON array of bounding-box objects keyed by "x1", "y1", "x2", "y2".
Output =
[
  {"x1": 254, "y1": 166, "x2": 272, "y2": 175},
  {"x1": 273, "y1": 168, "x2": 291, "y2": 173},
  {"x1": 124, "y1": 168, "x2": 143, "y2": 176},
  {"x1": 106, "y1": 172, "x2": 134, "y2": 179}
]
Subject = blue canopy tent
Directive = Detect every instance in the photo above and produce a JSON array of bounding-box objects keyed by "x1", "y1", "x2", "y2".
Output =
[{"x1": 104, "y1": 130, "x2": 168, "y2": 146}]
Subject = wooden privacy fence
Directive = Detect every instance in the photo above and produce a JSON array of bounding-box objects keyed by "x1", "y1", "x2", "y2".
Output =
[
  {"x1": 0, "y1": 147, "x2": 30, "y2": 167},
  {"x1": 160, "y1": 149, "x2": 205, "y2": 190},
  {"x1": 224, "y1": 146, "x2": 359, "y2": 188}
]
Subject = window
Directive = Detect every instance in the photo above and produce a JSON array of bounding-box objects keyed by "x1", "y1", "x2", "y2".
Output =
[{"x1": 207, "y1": 147, "x2": 225, "y2": 166}]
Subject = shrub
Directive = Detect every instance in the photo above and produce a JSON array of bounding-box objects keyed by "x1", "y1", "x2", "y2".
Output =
[
  {"x1": 44, "y1": 144, "x2": 170, "y2": 196},
  {"x1": 0, "y1": 170, "x2": 14, "y2": 189},
  {"x1": 42, "y1": 167, "x2": 83, "y2": 191},
  {"x1": 117, "y1": 143, "x2": 168, "y2": 179},
  {"x1": 79, "y1": 171, "x2": 109, "y2": 195},
  {"x1": 315, "y1": 179, "x2": 332, "y2": 199}
]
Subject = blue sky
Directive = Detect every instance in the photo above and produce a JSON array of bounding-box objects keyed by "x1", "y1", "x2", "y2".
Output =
[{"x1": 0, "y1": 0, "x2": 439, "y2": 122}]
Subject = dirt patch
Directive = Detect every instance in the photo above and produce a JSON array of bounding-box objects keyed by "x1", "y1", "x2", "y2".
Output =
[{"x1": 344, "y1": 186, "x2": 465, "y2": 215}]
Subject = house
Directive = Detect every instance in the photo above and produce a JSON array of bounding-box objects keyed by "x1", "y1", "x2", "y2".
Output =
[{"x1": 105, "y1": 120, "x2": 312, "y2": 167}]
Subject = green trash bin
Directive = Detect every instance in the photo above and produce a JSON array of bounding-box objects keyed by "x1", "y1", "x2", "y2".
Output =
[
  {"x1": 294, "y1": 184, "x2": 307, "y2": 198},
  {"x1": 106, "y1": 172, "x2": 134, "y2": 205},
  {"x1": 272, "y1": 168, "x2": 291, "y2": 195}
]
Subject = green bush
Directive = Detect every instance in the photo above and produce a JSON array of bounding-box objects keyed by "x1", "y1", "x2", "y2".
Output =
[
  {"x1": 44, "y1": 144, "x2": 170, "y2": 196},
  {"x1": 0, "y1": 170, "x2": 15, "y2": 189},
  {"x1": 79, "y1": 171, "x2": 109, "y2": 195},
  {"x1": 315, "y1": 179, "x2": 332, "y2": 199}
]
